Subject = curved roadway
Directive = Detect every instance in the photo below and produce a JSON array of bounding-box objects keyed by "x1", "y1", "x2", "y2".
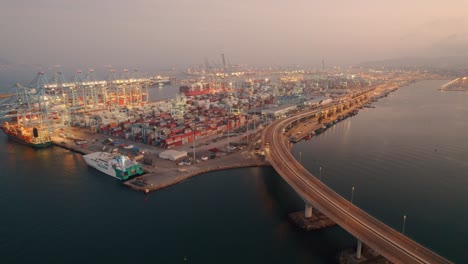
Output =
[{"x1": 263, "y1": 109, "x2": 452, "y2": 264}]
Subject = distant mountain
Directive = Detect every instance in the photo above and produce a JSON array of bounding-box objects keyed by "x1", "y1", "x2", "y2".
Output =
[
  {"x1": 357, "y1": 56, "x2": 468, "y2": 70},
  {"x1": 0, "y1": 58, "x2": 41, "y2": 89}
]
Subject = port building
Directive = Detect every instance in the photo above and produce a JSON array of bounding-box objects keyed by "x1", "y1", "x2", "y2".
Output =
[
  {"x1": 261, "y1": 104, "x2": 297, "y2": 118},
  {"x1": 159, "y1": 150, "x2": 188, "y2": 161}
]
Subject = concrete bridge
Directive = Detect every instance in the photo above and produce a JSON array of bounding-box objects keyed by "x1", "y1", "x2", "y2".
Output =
[{"x1": 262, "y1": 95, "x2": 452, "y2": 263}]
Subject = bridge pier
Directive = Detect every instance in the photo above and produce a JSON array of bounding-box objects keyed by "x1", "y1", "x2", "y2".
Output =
[
  {"x1": 356, "y1": 239, "x2": 362, "y2": 259},
  {"x1": 339, "y1": 239, "x2": 389, "y2": 263},
  {"x1": 305, "y1": 203, "x2": 313, "y2": 218},
  {"x1": 289, "y1": 207, "x2": 336, "y2": 231}
]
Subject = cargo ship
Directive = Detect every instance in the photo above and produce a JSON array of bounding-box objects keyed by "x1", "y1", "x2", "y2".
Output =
[
  {"x1": 150, "y1": 76, "x2": 172, "y2": 86},
  {"x1": 82, "y1": 152, "x2": 144, "y2": 180},
  {"x1": 179, "y1": 81, "x2": 213, "y2": 96},
  {"x1": 0, "y1": 122, "x2": 52, "y2": 148},
  {"x1": 179, "y1": 81, "x2": 231, "y2": 97}
]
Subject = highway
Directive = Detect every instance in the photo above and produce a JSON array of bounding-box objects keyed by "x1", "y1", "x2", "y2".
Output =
[{"x1": 263, "y1": 104, "x2": 452, "y2": 263}]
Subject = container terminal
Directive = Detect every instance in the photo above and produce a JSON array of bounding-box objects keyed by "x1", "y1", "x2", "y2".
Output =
[{"x1": 0, "y1": 67, "x2": 428, "y2": 191}]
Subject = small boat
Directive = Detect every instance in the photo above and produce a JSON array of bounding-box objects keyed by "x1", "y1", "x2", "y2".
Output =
[{"x1": 290, "y1": 136, "x2": 300, "y2": 143}]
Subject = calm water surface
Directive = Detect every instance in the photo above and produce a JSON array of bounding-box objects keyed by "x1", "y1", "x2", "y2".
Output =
[
  {"x1": 0, "y1": 80, "x2": 466, "y2": 263},
  {"x1": 293, "y1": 80, "x2": 467, "y2": 262}
]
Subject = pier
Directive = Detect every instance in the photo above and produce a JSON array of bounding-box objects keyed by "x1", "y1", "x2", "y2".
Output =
[
  {"x1": 48, "y1": 80, "x2": 385, "y2": 194},
  {"x1": 43, "y1": 79, "x2": 404, "y2": 196},
  {"x1": 288, "y1": 209, "x2": 336, "y2": 231},
  {"x1": 51, "y1": 126, "x2": 270, "y2": 193}
]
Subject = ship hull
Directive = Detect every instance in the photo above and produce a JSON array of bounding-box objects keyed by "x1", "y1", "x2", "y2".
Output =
[
  {"x1": 180, "y1": 89, "x2": 212, "y2": 97},
  {"x1": 1, "y1": 127, "x2": 53, "y2": 148},
  {"x1": 83, "y1": 154, "x2": 118, "y2": 178},
  {"x1": 83, "y1": 152, "x2": 144, "y2": 180},
  {"x1": 179, "y1": 81, "x2": 223, "y2": 97}
]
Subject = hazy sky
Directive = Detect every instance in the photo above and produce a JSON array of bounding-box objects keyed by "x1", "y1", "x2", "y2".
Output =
[{"x1": 1, "y1": 0, "x2": 468, "y2": 77}]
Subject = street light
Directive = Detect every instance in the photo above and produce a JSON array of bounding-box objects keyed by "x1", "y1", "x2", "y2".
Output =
[
  {"x1": 227, "y1": 108, "x2": 231, "y2": 152},
  {"x1": 402, "y1": 214, "x2": 407, "y2": 235},
  {"x1": 192, "y1": 128, "x2": 196, "y2": 161},
  {"x1": 319, "y1": 166, "x2": 322, "y2": 181},
  {"x1": 351, "y1": 186, "x2": 355, "y2": 204}
]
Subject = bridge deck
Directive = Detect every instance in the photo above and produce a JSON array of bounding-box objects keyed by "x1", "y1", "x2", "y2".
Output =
[{"x1": 263, "y1": 92, "x2": 452, "y2": 264}]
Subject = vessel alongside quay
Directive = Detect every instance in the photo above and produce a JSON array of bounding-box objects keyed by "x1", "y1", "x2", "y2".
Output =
[
  {"x1": 82, "y1": 152, "x2": 145, "y2": 180},
  {"x1": 179, "y1": 80, "x2": 233, "y2": 96},
  {"x1": 0, "y1": 122, "x2": 52, "y2": 148},
  {"x1": 149, "y1": 76, "x2": 172, "y2": 86}
]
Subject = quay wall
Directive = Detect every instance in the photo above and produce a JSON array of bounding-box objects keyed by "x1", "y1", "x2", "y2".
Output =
[{"x1": 51, "y1": 134, "x2": 270, "y2": 194}]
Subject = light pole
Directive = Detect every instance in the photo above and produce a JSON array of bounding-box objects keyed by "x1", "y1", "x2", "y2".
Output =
[
  {"x1": 351, "y1": 186, "x2": 355, "y2": 204},
  {"x1": 246, "y1": 112, "x2": 249, "y2": 143},
  {"x1": 227, "y1": 109, "x2": 230, "y2": 152},
  {"x1": 319, "y1": 166, "x2": 322, "y2": 181},
  {"x1": 192, "y1": 128, "x2": 196, "y2": 161},
  {"x1": 402, "y1": 214, "x2": 407, "y2": 235},
  {"x1": 247, "y1": 93, "x2": 251, "y2": 141}
]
